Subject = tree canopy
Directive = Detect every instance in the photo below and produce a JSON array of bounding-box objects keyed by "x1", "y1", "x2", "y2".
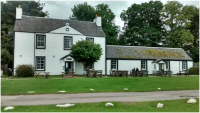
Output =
[
  {"x1": 70, "y1": 40, "x2": 103, "y2": 69},
  {"x1": 1, "y1": 1, "x2": 49, "y2": 66},
  {"x1": 69, "y1": 2, "x2": 119, "y2": 45},
  {"x1": 120, "y1": 1, "x2": 165, "y2": 47}
]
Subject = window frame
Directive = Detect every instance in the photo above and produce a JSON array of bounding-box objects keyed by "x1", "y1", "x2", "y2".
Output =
[
  {"x1": 182, "y1": 61, "x2": 187, "y2": 71},
  {"x1": 35, "y1": 56, "x2": 46, "y2": 71},
  {"x1": 86, "y1": 37, "x2": 94, "y2": 43},
  {"x1": 64, "y1": 36, "x2": 72, "y2": 50},
  {"x1": 111, "y1": 60, "x2": 117, "y2": 70},
  {"x1": 36, "y1": 34, "x2": 46, "y2": 49},
  {"x1": 86, "y1": 63, "x2": 94, "y2": 69},
  {"x1": 141, "y1": 60, "x2": 147, "y2": 70},
  {"x1": 165, "y1": 61, "x2": 170, "y2": 70}
]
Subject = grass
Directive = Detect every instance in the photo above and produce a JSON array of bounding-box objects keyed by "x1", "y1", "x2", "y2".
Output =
[
  {"x1": 1, "y1": 99, "x2": 199, "y2": 112},
  {"x1": 1, "y1": 76, "x2": 199, "y2": 95}
]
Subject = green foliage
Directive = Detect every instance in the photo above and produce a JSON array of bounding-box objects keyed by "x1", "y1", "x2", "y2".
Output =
[
  {"x1": 120, "y1": 1, "x2": 164, "y2": 46},
  {"x1": 188, "y1": 67, "x2": 199, "y2": 75},
  {"x1": 15, "y1": 64, "x2": 35, "y2": 77},
  {"x1": 161, "y1": 1, "x2": 198, "y2": 61},
  {"x1": 69, "y1": 2, "x2": 95, "y2": 21},
  {"x1": 70, "y1": 40, "x2": 102, "y2": 69},
  {"x1": 1, "y1": 48, "x2": 13, "y2": 64},
  {"x1": 69, "y1": 2, "x2": 119, "y2": 45},
  {"x1": 1, "y1": 1, "x2": 49, "y2": 66}
]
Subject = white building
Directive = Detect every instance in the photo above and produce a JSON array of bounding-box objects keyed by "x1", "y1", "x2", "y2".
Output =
[
  {"x1": 14, "y1": 7, "x2": 106, "y2": 75},
  {"x1": 14, "y1": 7, "x2": 193, "y2": 76}
]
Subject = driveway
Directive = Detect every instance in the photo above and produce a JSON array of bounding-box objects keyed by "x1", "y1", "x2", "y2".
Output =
[{"x1": 1, "y1": 90, "x2": 199, "y2": 106}]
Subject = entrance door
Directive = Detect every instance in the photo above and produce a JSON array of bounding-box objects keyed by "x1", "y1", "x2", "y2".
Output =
[
  {"x1": 159, "y1": 63, "x2": 164, "y2": 71},
  {"x1": 65, "y1": 61, "x2": 73, "y2": 74}
]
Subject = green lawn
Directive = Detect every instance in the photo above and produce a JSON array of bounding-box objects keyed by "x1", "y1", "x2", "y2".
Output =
[
  {"x1": 1, "y1": 99, "x2": 199, "y2": 112},
  {"x1": 1, "y1": 76, "x2": 199, "y2": 95}
]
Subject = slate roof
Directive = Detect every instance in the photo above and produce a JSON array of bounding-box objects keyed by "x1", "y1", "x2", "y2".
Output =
[
  {"x1": 107, "y1": 45, "x2": 193, "y2": 60},
  {"x1": 14, "y1": 16, "x2": 106, "y2": 37}
]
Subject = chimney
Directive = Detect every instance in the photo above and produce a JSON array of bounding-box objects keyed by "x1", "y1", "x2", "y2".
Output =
[
  {"x1": 93, "y1": 14, "x2": 101, "y2": 27},
  {"x1": 16, "y1": 5, "x2": 22, "y2": 19}
]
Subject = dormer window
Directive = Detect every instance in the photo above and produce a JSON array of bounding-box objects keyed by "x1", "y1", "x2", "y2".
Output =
[
  {"x1": 64, "y1": 36, "x2": 72, "y2": 50},
  {"x1": 36, "y1": 35, "x2": 46, "y2": 49}
]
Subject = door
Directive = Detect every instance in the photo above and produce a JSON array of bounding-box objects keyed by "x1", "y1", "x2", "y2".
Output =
[
  {"x1": 159, "y1": 63, "x2": 164, "y2": 71},
  {"x1": 65, "y1": 61, "x2": 73, "y2": 74}
]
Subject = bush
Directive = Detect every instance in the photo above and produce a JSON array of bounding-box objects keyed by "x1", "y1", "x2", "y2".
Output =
[
  {"x1": 188, "y1": 67, "x2": 199, "y2": 75},
  {"x1": 15, "y1": 64, "x2": 35, "y2": 77}
]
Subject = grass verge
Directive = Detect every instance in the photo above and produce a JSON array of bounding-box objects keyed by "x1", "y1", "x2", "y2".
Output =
[
  {"x1": 1, "y1": 76, "x2": 199, "y2": 95},
  {"x1": 1, "y1": 99, "x2": 199, "y2": 112}
]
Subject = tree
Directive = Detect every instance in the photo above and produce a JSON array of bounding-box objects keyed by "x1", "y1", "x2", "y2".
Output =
[
  {"x1": 1, "y1": 1, "x2": 49, "y2": 67},
  {"x1": 161, "y1": 1, "x2": 198, "y2": 61},
  {"x1": 69, "y1": 2, "x2": 95, "y2": 21},
  {"x1": 69, "y1": 2, "x2": 119, "y2": 45},
  {"x1": 120, "y1": 1, "x2": 165, "y2": 46},
  {"x1": 70, "y1": 40, "x2": 103, "y2": 69},
  {"x1": 1, "y1": 48, "x2": 13, "y2": 65},
  {"x1": 95, "y1": 3, "x2": 120, "y2": 45}
]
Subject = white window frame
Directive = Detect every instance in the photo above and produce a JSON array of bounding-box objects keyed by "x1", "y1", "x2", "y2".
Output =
[
  {"x1": 154, "y1": 64, "x2": 156, "y2": 70},
  {"x1": 36, "y1": 35, "x2": 46, "y2": 49},
  {"x1": 141, "y1": 60, "x2": 146, "y2": 70},
  {"x1": 64, "y1": 36, "x2": 72, "y2": 49},
  {"x1": 111, "y1": 60, "x2": 117, "y2": 70},
  {"x1": 36, "y1": 56, "x2": 45, "y2": 71}
]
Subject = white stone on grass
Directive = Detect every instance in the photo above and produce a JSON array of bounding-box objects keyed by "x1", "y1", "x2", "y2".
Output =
[
  {"x1": 105, "y1": 102, "x2": 114, "y2": 107},
  {"x1": 56, "y1": 104, "x2": 75, "y2": 108},
  {"x1": 27, "y1": 91, "x2": 35, "y2": 93},
  {"x1": 58, "y1": 91, "x2": 66, "y2": 93},
  {"x1": 187, "y1": 98, "x2": 197, "y2": 103},
  {"x1": 90, "y1": 89, "x2": 94, "y2": 91},
  {"x1": 157, "y1": 103, "x2": 163, "y2": 108},
  {"x1": 4, "y1": 106, "x2": 14, "y2": 110},
  {"x1": 124, "y1": 88, "x2": 128, "y2": 90},
  {"x1": 158, "y1": 88, "x2": 161, "y2": 90}
]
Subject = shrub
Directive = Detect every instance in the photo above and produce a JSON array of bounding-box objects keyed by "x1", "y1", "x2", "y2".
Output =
[
  {"x1": 188, "y1": 67, "x2": 199, "y2": 75},
  {"x1": 15, "y1": 64, "x2": 35, "y2": 77}
]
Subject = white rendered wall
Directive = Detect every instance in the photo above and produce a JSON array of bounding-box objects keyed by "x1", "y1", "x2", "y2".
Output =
[
  {"x1": 106, "y1": 60, "x2": 111, "y2": 75},
  {"x1": 14, "y1": 32, "x2": 34, "y2": 75},
  {"x1": 118, "y1": 60, "x2": 141, "y2": 75},
  {"x1": 170, "y1": 61, "x2": 180, "y2": 74},
  {"x1": 147, "y1": 60, "x2": 153, "y2": 74},
  {"x1": 35, "y1": 32, "x2": 105, "y2": 75},
  {"x1": 188, "y1": 61, "x2": 193, "y2": 70}
]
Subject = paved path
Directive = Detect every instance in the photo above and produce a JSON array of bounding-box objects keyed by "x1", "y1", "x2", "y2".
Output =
[{"x1": 1, "y1": 90, "x2": 199, "y2": 106}]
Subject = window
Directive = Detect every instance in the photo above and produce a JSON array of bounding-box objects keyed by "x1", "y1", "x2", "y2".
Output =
[
  {"x1": 182, "y1": 61, "x2": 187, "y2": 70},
  {"x1": 86, "y1": 64, "x2": 93, "y2": 69},
  {"x1": 111, "y1": 60, "x2": 117, "y2": 70},
  {"x1": 165, "y1": 61, "x2": 170, "y2": 70},
  {"x1": 64, "y1": 36, "x2": 72, "y2": 49},
  {"x1": 36, "y1": 56, "x2": 45, "y2": 71},
  {"x1": 141, "y1": 60, "x2": 146, "y2": 70},
  {"x1": 86, "y1": 37, "x2": 94, "y2": 43},
  {"x1": 36, "y1": 35, "x2": 46, "y2": 49},
  {"x1": 154, "y1": 64, "x2": 156, "y2": 69}
]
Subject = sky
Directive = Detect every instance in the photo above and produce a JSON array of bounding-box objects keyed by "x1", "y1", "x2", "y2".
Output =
[{"x1": 41, "y1": 0, "x2": 199, "y2": 30}]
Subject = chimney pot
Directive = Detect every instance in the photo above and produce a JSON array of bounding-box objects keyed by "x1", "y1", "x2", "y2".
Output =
[{"x1": 18, "y1": 5, "x2": 21, "y2": 8}]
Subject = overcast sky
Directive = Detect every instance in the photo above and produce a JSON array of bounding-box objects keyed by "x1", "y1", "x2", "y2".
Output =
[{"x1": 41, "y1": 0, "x2": 199, "y2": 30}]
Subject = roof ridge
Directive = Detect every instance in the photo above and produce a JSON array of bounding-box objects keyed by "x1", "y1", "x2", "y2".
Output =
[{"x1": 107, "y1": 45, "x2": 183, "y2": 49}]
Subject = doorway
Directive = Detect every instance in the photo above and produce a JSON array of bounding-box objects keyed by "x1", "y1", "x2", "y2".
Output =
[
  {"x1": 65, "y1": 61, "x2": 73, "y2": 74},
  {"x1": 159, "y1": 63, "x2": 164, "y2": 71}
]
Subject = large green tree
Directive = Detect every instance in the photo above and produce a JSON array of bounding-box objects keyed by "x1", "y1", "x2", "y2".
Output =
[
  {"x1": 69, "y1": 2, "x2": 119, "y2": 45},
  {"x1": 120, "y1": 1, "x2": 165, "y2": 46},
  {"x1": 70, "y1": 40, "x2": 102, "y2": 70},
  {"x1": 161, "y1": 1, "x2": 198, "y2": 62},
  {"x1": 1, "y1": 1, "x2": 49, "y2": 67}
]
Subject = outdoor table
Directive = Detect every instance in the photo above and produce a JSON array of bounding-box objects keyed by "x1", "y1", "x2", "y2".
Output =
[
  {"x1": 44, "y1": 72, "x2": 50, "y2": 79},
  {"x1": 34, "y1": 72, "x2": 40, "y2": 79},
  {"x1": 110, "y1": 70, "x2": 128, "y2": 77}
]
